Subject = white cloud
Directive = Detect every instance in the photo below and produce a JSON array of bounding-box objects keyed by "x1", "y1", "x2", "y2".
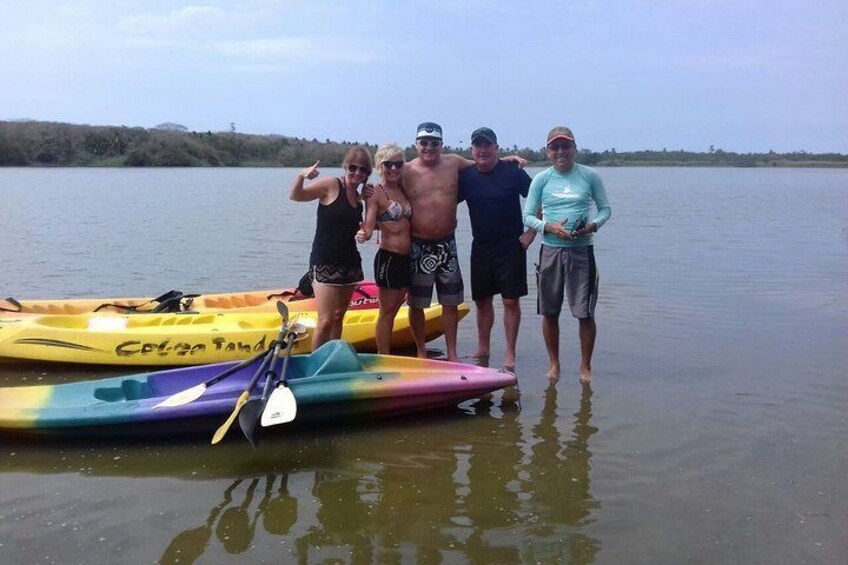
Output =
[
  {"x1": 110, "y1": 4, "x2": 377, "y2": 71},
  {"x1": 117, "y1": 5, "x2": 232, "y2": 37},
  {"x1": 211, "y1": 38, "x2": 376, "y2": 65}
]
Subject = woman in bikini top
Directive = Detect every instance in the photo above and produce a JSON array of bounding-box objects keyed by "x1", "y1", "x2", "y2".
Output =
[
  {"x1": 356, "y1": 143, "x2": 413, "y2": 353},
  {"x1": 376, "y1": 188, "x2": 413, "y2": 222},
  {"x1": 359, "y1": 149, "x2": 412, "y2": 248}
]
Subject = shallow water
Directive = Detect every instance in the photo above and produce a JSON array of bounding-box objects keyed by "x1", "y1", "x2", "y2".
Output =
[{"x1": 1, "y1": 166, "x2": 846, "y2": 563}]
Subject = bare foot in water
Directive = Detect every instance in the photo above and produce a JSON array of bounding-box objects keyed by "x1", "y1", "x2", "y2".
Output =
[
  {"x1": 547, "y1": 364, "x2": 561, "y2": 381},
  {"x1": 579, "y1": 366, "x2": 592, "y2": 384}
]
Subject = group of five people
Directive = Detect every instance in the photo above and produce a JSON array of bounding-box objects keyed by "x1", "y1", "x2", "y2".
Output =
[{"x1": 290, "y1": 122, "x2": 611, "y2": 383}]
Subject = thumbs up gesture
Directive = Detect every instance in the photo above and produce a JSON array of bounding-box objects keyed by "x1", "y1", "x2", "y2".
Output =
[
  {"x1": 355, "y1": 221, "x2": 370, "y2": 244},
  {"x1": 299, "y1": 160, "x2": 320, "y2": 181}
]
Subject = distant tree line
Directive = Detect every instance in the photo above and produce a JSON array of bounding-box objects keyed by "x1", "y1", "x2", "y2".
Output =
[
  {"x1": 1, "y1": 120, "x2": 845, "y2": 168},
  {"x1": 0, "y1": 120, "x2": 377, "y2": 167}
]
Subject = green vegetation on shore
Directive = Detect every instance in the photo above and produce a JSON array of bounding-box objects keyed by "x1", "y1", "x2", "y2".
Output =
[{"x1": 2, "y1": 120, "x2": 846, "y2": 168}]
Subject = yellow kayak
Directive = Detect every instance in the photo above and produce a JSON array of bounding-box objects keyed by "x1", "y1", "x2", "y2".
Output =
[
  {"x1": 0, "y1": 281, "x2": 380, "y2": 317},
  {"x1": 0, "y1": 304, "x2": 469, "y2": 366}
]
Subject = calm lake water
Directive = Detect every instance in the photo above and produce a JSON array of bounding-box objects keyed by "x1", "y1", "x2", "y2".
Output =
[{"x1": 1, "y1": 166, "x2": 846, "y2": 564}]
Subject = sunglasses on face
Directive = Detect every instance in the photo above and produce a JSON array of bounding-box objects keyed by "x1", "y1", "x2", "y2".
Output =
[
  {"x1": 382, "y1": 160, "x2": 404, "y2": 170},
  {"x1": 418, "y1": 139, "x2": 442, "y2": 148},
  {"x1": 547, "y1": 142, "x2": 575, "y2": 152},
  {"x1": 347, "y1": 164, "x2": 371, "y2": 175}
]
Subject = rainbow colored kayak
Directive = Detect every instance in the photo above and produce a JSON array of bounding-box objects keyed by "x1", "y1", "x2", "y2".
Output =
[
  {"x1": 0, "y1": 281, "x2": 379, "y2": 317},
  {"x1": 0, "y1": 340, "x2": 515, "y2": 437}
]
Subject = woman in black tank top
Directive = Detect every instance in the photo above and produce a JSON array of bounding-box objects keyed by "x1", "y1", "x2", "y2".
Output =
[{"x1": 290, "y1": 147, "x2": 372, "y2": 349}]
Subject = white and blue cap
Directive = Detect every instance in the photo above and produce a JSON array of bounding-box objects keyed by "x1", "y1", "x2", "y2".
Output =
[{"x1": 416, "y1": 122, "x2": 443, "y2": 140}]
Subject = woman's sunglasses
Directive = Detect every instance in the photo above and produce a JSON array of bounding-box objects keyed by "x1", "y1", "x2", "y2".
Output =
[
  {"x1": 418, "y1": 139, "x2": 442, "y2": 148},
  {"x1": 347, "y1": 164, "x2": 371, "y2": 175},
  {"x1": 382, "y1": 160, "x2": 404, "y2": 170}
]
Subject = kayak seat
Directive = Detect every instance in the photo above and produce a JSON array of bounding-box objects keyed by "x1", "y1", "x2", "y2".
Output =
[
  {"x1": 306, "y1": 340, "x2": 363, "y2": 376},
  {"x1": 93, "y1": 379, "x2": 154, "y2": 402}
]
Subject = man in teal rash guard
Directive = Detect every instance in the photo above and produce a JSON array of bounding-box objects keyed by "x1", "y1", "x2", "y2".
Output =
[{"x1": 523, "y1": 126, "x2": 611, "y2": 383}]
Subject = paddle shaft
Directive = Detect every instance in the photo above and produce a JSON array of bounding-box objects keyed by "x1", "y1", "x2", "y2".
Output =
[
  {"x1": 214, "y1": 309, "x2": 289, "y2": 435},
  {"x1": 206, "y1": 347, "x2": 272, "y2": 389},
  {"x1": 263, "y1": 330, "x2": 296, "y2": 401},
  {"x1": 234, "y1": 313, "x2": 292, "y2": 446},
  {"x1": 239, "y1": 338, "x2": 278, "y2": 398},
  {"x1": 258, "y1": 335, "x2": 286, "y2": 401},
  {"x1": 210, "y1": 345, "x2": 276, "y2": 444},
  {"x1": 259, "y1": 331, "x2": 299, "y2": 428},
  {"x1": 277, "y1": 331, "x2": 296, "y2": 390}
]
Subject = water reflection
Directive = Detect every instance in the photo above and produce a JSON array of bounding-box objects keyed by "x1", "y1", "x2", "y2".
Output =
[
  {"x1": 296, "y1": 468, "x2": 377, "y2": 562},
  {"x1": 462, "y1": 390, "x2": 525, "y2": 562},
  {"x1": 3, "y1": 167, "x2": 845, "y2": 563},
  {"x1": 161, "y1": 475, "x2": 298, "y2": 564},
  {"x1": 151, "y1": 386, "x2": 600, "y2": 563},
  {"x1": 160, "y1": 478, "x2": 243, "y2": 564},
  {"x1": 524, "y1": 383, "x2": 601, "y2": 562},
  {"x1": 260, "y1": 473, "x2": 297, "y2": 536},
  {"x1": 215, "y1": 477, "x2": 261, "y2": 554}
]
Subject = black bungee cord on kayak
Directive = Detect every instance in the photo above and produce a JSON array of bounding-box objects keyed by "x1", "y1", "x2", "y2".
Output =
[{"x1": 92, "y1": 289, "x2": 199, "y2": 313}]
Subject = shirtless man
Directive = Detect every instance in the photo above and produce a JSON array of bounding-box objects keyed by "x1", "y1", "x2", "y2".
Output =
[
  {"x1": 402, "y1": 122, "x2": 526, "y2": 361},
  {"x1": 403, "y1": 122, "x2": 469, "y2": 361}
]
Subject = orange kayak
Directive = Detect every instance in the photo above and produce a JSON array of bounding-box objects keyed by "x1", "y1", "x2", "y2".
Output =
[{"x1": 1, "y1": 281, "x2": 380, "y2": 317}]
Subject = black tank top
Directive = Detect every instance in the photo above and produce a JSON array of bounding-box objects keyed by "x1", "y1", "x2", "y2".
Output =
[{"x1": 309, "y1": 179, "x2": 363, "y2": 267}]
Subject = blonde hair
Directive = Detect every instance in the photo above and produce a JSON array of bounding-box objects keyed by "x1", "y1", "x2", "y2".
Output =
[
  {"x1": 342, "y1": 146, "x2": 374, "y2": 174},
  {"x1": 373, "y1": 143, "x2": 405, "y2": 181}
]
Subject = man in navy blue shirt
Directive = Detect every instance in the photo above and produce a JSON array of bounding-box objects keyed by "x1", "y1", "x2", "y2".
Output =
[{"x1": 458, "y1": 127, "x2": 536, "y2": 372}]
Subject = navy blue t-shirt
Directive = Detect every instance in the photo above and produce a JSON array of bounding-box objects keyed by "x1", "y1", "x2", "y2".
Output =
[{"x1": 458, "y1": 160, "x2": 532, "y2": 249}]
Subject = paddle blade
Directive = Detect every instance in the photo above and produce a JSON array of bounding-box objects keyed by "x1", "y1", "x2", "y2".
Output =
[
  {"x1": 261, "y1": 386, "x2": 297, "y2": 427},
  {"x1": 153, "y1": 383, "x2": 207, "y2": 409},
  {"x1": 276, "y1": 301, "x2": 289, "y2": 323},
  {"x1": 211, "y1": 391, "x2": 250, "y2": 445},
  {"x1": 237, "y1": 398, "x2": 264, "y2": 449},
  {"x1": 289, "y1": 322, "x2": 309, "y2": 339},
  {"x1": 296, "y1": 316, "x2": 317, "y2": 329}
]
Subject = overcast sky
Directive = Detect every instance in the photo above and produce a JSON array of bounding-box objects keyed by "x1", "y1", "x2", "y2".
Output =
[{"x1": 2, "y1": 0, "x2": 846, "y2": 153}]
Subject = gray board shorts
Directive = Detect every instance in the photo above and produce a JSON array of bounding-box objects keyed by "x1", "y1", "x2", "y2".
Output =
[{"x1": 536, "y1": 245, "x2": 598, "y2": 318}]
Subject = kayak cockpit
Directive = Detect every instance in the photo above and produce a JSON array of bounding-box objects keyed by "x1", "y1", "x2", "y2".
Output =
[{"x1": 93, "y1": 379, "x2": 155, "y2": 402}]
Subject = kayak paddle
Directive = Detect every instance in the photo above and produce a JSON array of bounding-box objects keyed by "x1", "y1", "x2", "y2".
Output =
[
  {"x1": 210, "y1": 302, "x2": 290, "y2": 445},
  {"x1": 238, "y1": 329, "x2": 293, "y2": 448},
  {"x1": 152, "y1": 346, "x2": 271, "y2": 409},
  {"x1": 209, "y1": 347, "x2": 274, "y2": 445},
  {"x1": 261, "y1": 322, "x2": 308, "y2": 428}
]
